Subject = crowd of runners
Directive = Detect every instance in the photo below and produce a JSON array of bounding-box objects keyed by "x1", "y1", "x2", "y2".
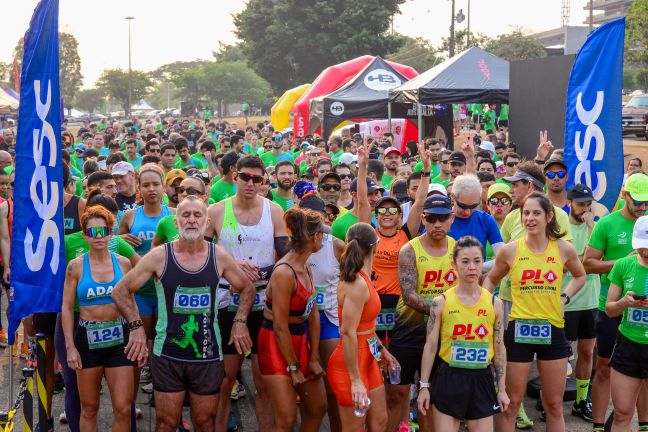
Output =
[{"x1": 0, "y1": 107, "x2": 646, "y2": 432}]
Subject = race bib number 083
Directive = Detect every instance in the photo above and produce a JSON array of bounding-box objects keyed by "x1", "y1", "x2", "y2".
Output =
[{"x1": 514, "y1": 319, "x2": 551, "y2": 345}]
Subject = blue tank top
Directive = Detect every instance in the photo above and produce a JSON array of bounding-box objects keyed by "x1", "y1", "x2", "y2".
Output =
[
  {"x1": 77, "y1": 253, "x2": 124, "y2": 307},
  {"x1": 130, "y1": 205, "x2": 172, "y2": 255}
]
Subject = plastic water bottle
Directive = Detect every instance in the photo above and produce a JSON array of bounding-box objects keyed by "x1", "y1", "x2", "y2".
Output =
[
  {"x1": 353, "y1": 397, "x2": 371, "y2": 417},
  {"x1": 388, "y1": 363, "x2": 402, "y2": 385}
]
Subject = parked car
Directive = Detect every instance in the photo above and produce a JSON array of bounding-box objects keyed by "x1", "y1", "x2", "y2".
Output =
[{"x1": 622, "y1": 94, "x2": 648, "y2": 138}]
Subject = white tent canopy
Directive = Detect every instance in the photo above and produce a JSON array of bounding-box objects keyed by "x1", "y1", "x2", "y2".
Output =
[
  {"x1": 0, "y1": 88, "x2": 18, "y2": 110},
  {"x1": 131, "y1": 100, "x2": 155, "y2": 111}
]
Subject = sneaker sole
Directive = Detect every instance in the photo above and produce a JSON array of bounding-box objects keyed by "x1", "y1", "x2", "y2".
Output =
[{"x1": 571, "y1": 409, "x2": 593, "y2": 423}]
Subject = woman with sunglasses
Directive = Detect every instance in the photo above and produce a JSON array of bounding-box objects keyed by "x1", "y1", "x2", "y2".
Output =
[
  {"x1": 62, "y1": 205, "x2": 137, "y2": 431},
  {"x1": 327, "y1": 222, "x2": 400, "y2": 431},
  {"x1": 484, "y1": 192, "x2": 585, "y2": 431},
  {"x1": 258, "y1": 207, "x2": 327, "y2": 431},
  {"x1": 485, "y1": 183, "x2": 512, "y2": 261}
]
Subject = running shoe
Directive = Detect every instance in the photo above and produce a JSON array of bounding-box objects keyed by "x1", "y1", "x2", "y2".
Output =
[
  {"x1": 142, "y1": 383, "x2": 154, "y2": 394},
  {"x1": 515, "y1": 405, "x2": 534, "y2": 429},
  {"x1": 230, "y1": 380, "x2": 240, "y2": 400},
  {"x1": 536, "y1": 398, "x2": 545, "y2": 422},
  {"x1": 236, "y1": 382, "x2": 246, "y2": 399},
  {"x1": 0, "y1": 329, "x2": 7, "y2": 348},
  {"x1": 135, "y1": 407, "x2": 143, "y2": 419},
  {"x1": 58, "y1": 412, "x2": 67, "y2": 424},
  {"x1": 140, "y1": 365, "x2": 152, "y2": 383},
  {"x1": 177, "y1": 418, "x2": 190, "y2": 432},
  {"x1": 227, "y1": 413, "x2": 238, "y2": 431},
  {"x1": 34, "y1": 417, "x2": 54, "y2": 432},
  {"x1": 571, "y1": 399, "x2": 593, "y2": 422}
]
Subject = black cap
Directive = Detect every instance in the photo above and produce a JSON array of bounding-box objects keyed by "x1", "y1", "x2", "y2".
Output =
[
  {"x1": 391, "y1": 179, "x2": 408, "y2": 200},
  {"x1": 299, "y1": 195, "x2": 326, "y2": 215},
  {"x1": 423, "y1": 195, "x2": 453, "y2": 215},
  {"x1": 350, "y1": 176, "x2": 384, "y2": 194},
  {"x1": 375, "y1": 196, "x2": 402, "y2": 213},
  {"x1": 447, "y1": 152, "x2": 466, "y2": 165},
  {"x1": 503, "y1": 170, "x2": 545, "y2": 189},
  {"x1": 319, "y1": 172, "x2": 341, "y2": 184},
  {"x1": 567, "y1": 184, "x2": 594, "y2": 202},
  {"x1": 543, "y1": 157, "x2": 567, "y2": 172}
]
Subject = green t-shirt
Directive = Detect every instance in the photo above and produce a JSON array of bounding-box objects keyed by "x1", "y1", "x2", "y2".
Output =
[
  {"x1": 430, "y1": 176, "x2": 450, "y2": 189},
  {"x1": 210, "y1": 179, "x2": 236, "y2": 203},
  {"x1": 126, "y1": 154, "x2": 142, "y2": 169},
  {"x1": 271, "y1": 189, "x2": 295, "y2": 212},
  {"x1": 382, "y1": 174, "x2": 394, "y2": 189},
  {"x1": 499, "y1": 104, "x2": 509, "y2": 121},
  {"x1": 470, "y1": 104, "x2": 483, "y2": 116},
  {"x1": 260, "y1": 151, "x2": 291, "y2": 167},
  {"x1": 483, "y1": 110, "x2": 496, "y2": 132},
  {"x1": 588, "y1": 210, "x2": 636, "y2": 311},
  {"x1": 564, "y1": 222, "x2": 600, "y2": 311},
  {"x1": 413, "y1": 161, "x2": 441, "y2": 177},
  {"x1": 156, "y1": 215, "x2": 179, "y2": 243},
  {"x1": 608, "y1": 255, "x2": 648, "y2": 344},
  {"x1": 331, "y1": 211, "x2": 358, "y2": 241},
  {"x1": 173, "y1": 156, "x2": 205, "y2": 170}
]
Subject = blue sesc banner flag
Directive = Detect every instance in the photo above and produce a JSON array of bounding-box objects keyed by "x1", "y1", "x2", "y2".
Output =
[
  {"x1": 9, "y1": 0, "x2": 64, "y2": 345},
  {"x1": 564, "y1": 18, "x2": 625, "y2": 211}
]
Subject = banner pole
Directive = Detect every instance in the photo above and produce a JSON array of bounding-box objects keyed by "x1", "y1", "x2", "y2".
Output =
[
  {"x1": 8, "y1": 343, "x2": 13, "y2": 411},
  {"x1": 387, "y1": 102, "x2": 392, "y2": 134},
  {"x1": 417, "y1": 103, "x2": 423, "y2": 144}
]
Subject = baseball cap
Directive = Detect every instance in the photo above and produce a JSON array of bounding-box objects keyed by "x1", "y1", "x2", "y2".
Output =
[
  {"x1": 375, "y1": 196, "x2": 402, "y2": 213},
  {"x1": 632, "y1": 215, "x2": 648, "y2": 249},
  {"x1": 478, "y1": 141, "x2": 495, "y2": 154},
  {"x1": 350, "y1": 176, "x2": 384, "y2": 194},
  {"x1": 567, "y1": 184, "x2": 594, "y2": 203},
  {"x1": 625, "y1": 173, "x2": 648, "y2": 201},
  {"x1": 300, "y1": 141, "x2": 310, "y2": 149},
  {"x1": 111, "y1": 161, "x2": 135, "y2": 176},
  {"x1": 319, "y1": 172, "x2": 341, "y2": 184},
  {"x1": 165, "y1": 168, "x2": 187, "y2": 185},
  {"x1": 487, "y1": 183, "x2": 512, "y2": 199},
  {"x1": 391, "y1": 179, "x2": 409, "y2": 200},
  {"x1": 339, "y1": 152, "x2": 358, "y2": 165},
  {"x1": 221, "y1": 152, "x2": 240, "y2": 174},
  {"x1": 447, "y1": 152, "x2": 466, "y2": 165},
  {"x1": 423, "y1": 195, "x2": 453, "y2": 215},
  {"x1": 297, "y1": 196, "x2": 332, "y2": 233},
  {"x1": 427, "y1": 183, "x2": 448, "y2": 196},
  {"x1": 383, "y1": 146, "x2": 401, "y2": 158},
  {"x1": 503, "y1": 170, "x2": 545, "y2": 189},
  {"x1": 543, "y1": 157, "x2": 567, "y2": 171},
  {"x1": 74, "y1": 143, "x2": 86, "y2": 152}
]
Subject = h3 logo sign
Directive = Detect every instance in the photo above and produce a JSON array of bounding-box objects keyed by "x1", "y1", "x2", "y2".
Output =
[{"x1": 364, "y1": 69, "x2": 402, "y2": 91}]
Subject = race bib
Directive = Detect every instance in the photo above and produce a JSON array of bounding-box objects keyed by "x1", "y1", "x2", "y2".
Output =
[
  {"x1": 375, "y1": 307, "x2": 396, "y2": 331},
  {"x1": 367, "y1": 335, "x2": 382, "y2": 361},
  {"x1": 86, "y1": 320, "x2": 124, "y2": 350},
  {"x1": 315, "y1": 286, "x2": 327, "y2": 311},
  {"x1": 300, "y1": 292, "x2": 317, "y2": 320},
  {"x1": 626, "y1": 307, "x2": 648, "y2": 329},
  {"x1": 449, "y1": 341, "x2": 489, "y2": 369},
  {"x1": 174, "y1": 286, "x2": 211, "y2": 314},
  {"x1": 514, "y1": 319, "x2": 551, "y2": 345},
  {"x1": 228, "y1": 289, "x2": 266, "y2": 312}
]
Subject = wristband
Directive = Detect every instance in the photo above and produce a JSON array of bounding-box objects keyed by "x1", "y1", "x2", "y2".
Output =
[
  {"x1": 233, "y1": 318, "x2": 247, "y2": 324},
  {"x1": 419, "y1": 381, "x2": 430, "y2": 389},
  {"x1": 128, "y1": 320, "x2": 143, "y2": 331},
  {"x1": 561, "y1": 293, "x2": 571, "y2": 305},
  {"x1": 421, "y1": 171, "x2": 431, "y2": 178},
  {"x1": 286, "y1": 362, "x2": 300, "y2": 373},
  {"x1": 534, "y1": 159, "x2": 545, "y2": 164}
]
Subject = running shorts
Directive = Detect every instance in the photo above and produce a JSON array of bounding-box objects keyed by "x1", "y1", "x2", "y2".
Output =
[
  {"x1": 595, "y1": 311, "x2": 621, "y2": 359},
  {"x1": 257, "y1": 320, "x2": 310, "y2": 377},
  {"x1": 327, "y1": 334, "x2": 383, "y2": 406},
  {"x1": 610, "y1": 333, "x2": 648, "y2": 379},
  {"x1": 564, "y1": 308, "x2": 596, "y2": 341},
  {"x1": 219, "y1": 309, "x2": 263, "y2": 355},
  {"x1": 151, "y1": 355, "x2": 224, "y2": 395},
  {"x1": 135, "y1": 293, "x2": 158, "y2": 316},
  {"x1": 388, "y1": 344, "x2": 424, "y2": 385},
  {"x1": 319, "y1": 311, "x2": 340, "y2": 341},
  {"x1": 504, "y1": 320, "x2": 572, "y2": 362},
  {"x1": 32, "y1": 312, "x2": 57, "y2": 336},
  {"x1": 431, "y1": 361, "x2": 500, "y2": 420},
  {"x1": 498, "y1": 120, "x2": 509, "y2": 128},
  {"x1": 74, "y1": 321, "x2": 132, "y2": 369}
]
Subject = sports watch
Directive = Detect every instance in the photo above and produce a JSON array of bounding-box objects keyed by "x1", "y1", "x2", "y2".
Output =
[{"x1": 286, "y1": 362, "x2": 301, "y2": 373}]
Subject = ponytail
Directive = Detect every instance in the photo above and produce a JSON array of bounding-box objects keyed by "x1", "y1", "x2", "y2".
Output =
[
  {"x1": 339, "y1": 223, "x2": 378, "y2": 282},
  {"x1": 284, "y1": 208, "x2": 322, "y2": 253}
]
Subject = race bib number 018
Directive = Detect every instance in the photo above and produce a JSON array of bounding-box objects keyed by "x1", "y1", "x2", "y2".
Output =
[
  {"x1": 229, "y1": 289, "x2": 266, "y2": 312},
  {"x1": 174, "y1": 286, "x2": 211, "y2": 314},
  {"x1": 367, "y1": 336, "x2": 382, "y2": 361},
  {"x1": 449, "y1": 341, "x2": 489, "y2": 369},
  {"x1": 626, "y1": 307, "x2": 648, "y2": 329},
  {"x1": 316, "y1": 286, "x2": 326, "y2": 311},
  {"x1": 375, "y1": 307, "x2": 396, "y2": 331},
  {"x1": 86, "y1": 320, "x2": 124, "y2": 350},
  {"x1": 514, "y1": 319, "x2": 551, "y2": 345}
]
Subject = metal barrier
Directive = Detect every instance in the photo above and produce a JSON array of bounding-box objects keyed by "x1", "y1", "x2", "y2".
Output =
[
  {"x1": 35, "y1": 334, "x2": 48, "y2": 429},
  {"x1": 0, "y1": 369, "x2": 31, "y2": 432}
]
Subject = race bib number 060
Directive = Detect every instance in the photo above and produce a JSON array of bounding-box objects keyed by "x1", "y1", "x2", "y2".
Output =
[{"x1": 174, "y1": 286, "x2": 211, "y2": 314}]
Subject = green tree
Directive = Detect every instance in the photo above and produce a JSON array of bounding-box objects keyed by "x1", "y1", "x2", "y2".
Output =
[
  {"x1": 74, "y1": 88, "x2": 105, "y2": 114},
  {"x1": 171, "y1": 67, "x2": 207, "y2": 112},
  {"x1": 625, "y1": 0, "x2": 648, "y2": 90},
  {"x1": 11, "y1": 32, "x2": 83, "y2": 102},
  {"x1": 213, "y1": 42, "x2": 247, "y2": 63},
  {"x1": 387, "y1": 36, "x2": 442, "y2": 72},
  {"x1": 148, "y1": 60, "x2": 208, "y2": 82},
  {"x1": 0, "y1": 62, "x2": 10, "y2": 88},
  {"x1": 148, "y1": 80, "x2": 180, "y2": 110},
  {"x1": 234, "y1": 0, "x2": 404, "y2": 93},
  {"x1": 437, "y1": 30, "x2": 491, "y2": 59},
  {"x1": 484, "y1": 31, "x2": 546, "y2": 62},
  {"x1": 96, "y1": 69, "x2": 152, "y2": 114}
]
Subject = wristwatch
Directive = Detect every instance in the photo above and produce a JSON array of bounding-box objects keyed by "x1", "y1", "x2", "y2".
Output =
[
  {"x1": 128, "y1": 319, "x2": 143, "y2": 331},
  {"x1": 419, "y1": 381, "x2": 430, "y2": 389},
  {"x1": 421, "y1": 171, "x2": 431, "y2": 178},
  {"x1": 561, "y1": 293, "x2": 571, "y2": 305},
  {"x1": 286, "y1": 362, "x2": 301, "y2": 373}
]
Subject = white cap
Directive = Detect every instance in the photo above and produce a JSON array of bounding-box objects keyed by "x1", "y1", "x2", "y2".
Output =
[
  {"x1": 479, "y1": 141, "x2": 495, "y2": 154},
  {"x1": 632, "y1": 215, "x2": 648, "y2": 249},
  {"x1": 427, "y1": 183, "x2": 448, "y2": 196},
  {"x1": 339, "y1": 152, "x2": 358, "y2": 165},
  {"x1": 111, "y1": 161, "x2": 135, "y2": 176}
]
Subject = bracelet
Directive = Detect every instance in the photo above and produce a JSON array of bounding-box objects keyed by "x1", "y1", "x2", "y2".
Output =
[
  {"x1": 128, "y1": 319, "x2": 143, "y2": 331},
  {"x1": 419, "y1": 381, "x2": 430, "y2": 389},
  {"x1": 561, "y1": 293, "x2": 571, "y2": 305},
  {"x1": 421, "y1": 171, "x2": 431, "y2": 178},
  {"x1": 233, "y1": 318, "x2": 247, "y2": 324},
  {"x1": 534, "y1": 159, "x2": 545, "y2": 164}
]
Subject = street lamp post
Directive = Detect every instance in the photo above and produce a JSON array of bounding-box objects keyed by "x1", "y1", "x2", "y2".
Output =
[
  {"x1": 125, "y1": 16, "x2": 134, "y2": 117},
  {"x1": 450, "y1": 0, "x2": 456, "y2": 57}
]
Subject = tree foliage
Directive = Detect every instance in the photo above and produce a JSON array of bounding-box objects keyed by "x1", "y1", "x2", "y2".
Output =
[
  {"x1": 213, "y1": 43, "x2": 247, "y2": 63},
  {"x1": 11, "y1": 32, "x2": 83, "y2": 103},
  {"x1": 625, "y1": 0, "x2": 648, "y2": 90},
  {"x1": 484, "y1": 31, "x2": 546, "y2": 62},
  {"x1": 234, "y1": 0, "x2": 405, "y2": 93},
  {"x1": 96, "y1": 69, "x2": 152, "y2": 113},
  {"x1": 437, "y1": 30, "x2": 490, "y2": 59},
  {"x1": 74, "y1": 88, "x2": 105, "y2": 113},
  {"x1": 148, "y1": 60, "x2": 209, "y2": 82},
  {"x1": 387, "y1": 36, "x2": 442, "y2": 73}
]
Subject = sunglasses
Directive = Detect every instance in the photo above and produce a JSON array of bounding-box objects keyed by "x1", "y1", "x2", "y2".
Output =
[
  {"x1": 440, "y1": 159, "x2": 451, "y2": 164},
  {"x1": 85, "y1": 226, "x2": 112, "y2": 238},
  {"x1": 310, "y1": 152, "x2": 322, "y2": 157},
  {"x1": 237, "y1": 172, "x2": 264, "y2": 184},
  {"x1": 319, "y1": 183, "x2": 341, "y2": 192},
  {"x1": 424, "y1": 213, "x2": 451, "y2": 224},
  {"x1": 545, "y1": 170, "x2": 567, "y2": 179},
  {"x1": 339, "y1": 174, "x2": 354, "y2": 180},
  {"x1": 376, "y1": 207, "x2": 399, "y2": 215},
  {"x1": 627, "y1": 193, "x2": 648, "y2": 207},
  {"x1": 506, "y1": 161, "x2": 519, "y2": 167},
  {"x1": 488, "y1": 197, "x2": 512, "y2": 206},
  {"x1": 177, "y1": 186, "x2": 204, "y2": 196},
  {"x1": 455, "y1": 199, "x2": 479, "y2": 210}
]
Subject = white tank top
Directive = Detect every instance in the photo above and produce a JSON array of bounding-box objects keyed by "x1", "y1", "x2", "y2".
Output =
[
  {"x1": 218, "y1": 197, "x2": 275, "y2": 310},
  {"x1": 308, "y1": 234, "x2": 340, "y2": 325}
]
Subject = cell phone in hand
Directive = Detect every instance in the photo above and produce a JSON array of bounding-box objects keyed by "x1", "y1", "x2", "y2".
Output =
[{"x1": 632, "y1": 294, "x2": 647, "y2": 301}]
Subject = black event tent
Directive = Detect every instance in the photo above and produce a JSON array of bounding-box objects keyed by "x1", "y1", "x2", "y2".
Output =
[
  {"x1": 389, "y1": 47, "x2": 509, "y2": 105},
  {"x1": 309, "y1": 57, "x2": 410, "y2": 139}
]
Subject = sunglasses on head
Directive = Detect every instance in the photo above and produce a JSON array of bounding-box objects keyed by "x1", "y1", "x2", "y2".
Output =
[
  {"x1": 177, "y1": 186, "x2": 204, "y2": 195},
  {"x1": 310, "y1": 152, "x2": 322, "y2": 157},
  {"x1": 455, "y1": 199, "x2": 479, "y2": 210},
  {"x1": 85, "y1": 226, "x2": 112, "y2": 238},
  {"x1": 488, "y1": 197, "x2": 512, "y2": 206},
  {"x1": 627, "y1": 193, "x2": 648, "y2": 207},
  {"x1": 376, "y1": 207, "x2": 399, "y2": 215},
  {"x1": 506, "y1": 161, "x2": 519, "y2": 167},
  {"x1": 545, "y1": 170, "x2": 567, "y2": 179},
  {"x1": 319, "y1": 183, "x2": 341, "y2": 192},
  {"x1": 424, "y1": 213, "x2": 451, "y2": 224},
  {"x1": 237, "y1": 172, "x2": 264, "y2": 184}
]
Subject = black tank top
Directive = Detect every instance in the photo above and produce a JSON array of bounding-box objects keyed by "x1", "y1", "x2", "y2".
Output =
[
  {"x1": 63, "y1": 195, "x2": 82, "y2": 235},
  {"x1": 154, "y1": 241, "x2": 222, "y2": 363}
]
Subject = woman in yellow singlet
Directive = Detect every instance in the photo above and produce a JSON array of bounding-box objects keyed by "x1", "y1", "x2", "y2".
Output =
[
  {"x1": 418, "y1": 236, "x2": 509, "y2": 431},
  {"x1": 484, "y1": 192, "x2": 585, "y2": 431}
]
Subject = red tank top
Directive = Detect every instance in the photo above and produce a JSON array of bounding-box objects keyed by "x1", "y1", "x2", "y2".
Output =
[
  {"x1": 338, "y1": 271, "x2": 381, "y2": 333},
  {"x1": 266, "y1": 262, "x2": 317, "y2": 320}
]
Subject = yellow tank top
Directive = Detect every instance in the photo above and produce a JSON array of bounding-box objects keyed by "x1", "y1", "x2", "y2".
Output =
[
  {"x1": 509, "y1": 238, "x2": 564, "y2": 328},
  {"x1": 394, "y1": 236, "x2": 457, "y2": 327},
  {"x1": 439, "y1": 287, "x2": 495, "y2": 368}
]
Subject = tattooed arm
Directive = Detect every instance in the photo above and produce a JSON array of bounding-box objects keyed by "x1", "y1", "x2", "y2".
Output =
[
  {"x1": 417, "y1": 296, "x2": 444, "y2": 416},
  {"x1": 492, "y1": 296, "x2": 510, "y2": 412},
  {"x1": 398, "y1": 243, "x2": 432, "y2": 314}
]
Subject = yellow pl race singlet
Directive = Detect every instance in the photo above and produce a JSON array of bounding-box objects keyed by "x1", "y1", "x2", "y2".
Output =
[{"x1": 439, "y1": 287, "x2": 495, "y2": 369}]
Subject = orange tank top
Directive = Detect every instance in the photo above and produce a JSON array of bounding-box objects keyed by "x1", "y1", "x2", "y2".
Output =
[
  {"x1": 372, "y1": 228, "x2": 409, "y2": 296},
  {"x1": 338, "y1": 271, "x2": 381, "y2": 333}
]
